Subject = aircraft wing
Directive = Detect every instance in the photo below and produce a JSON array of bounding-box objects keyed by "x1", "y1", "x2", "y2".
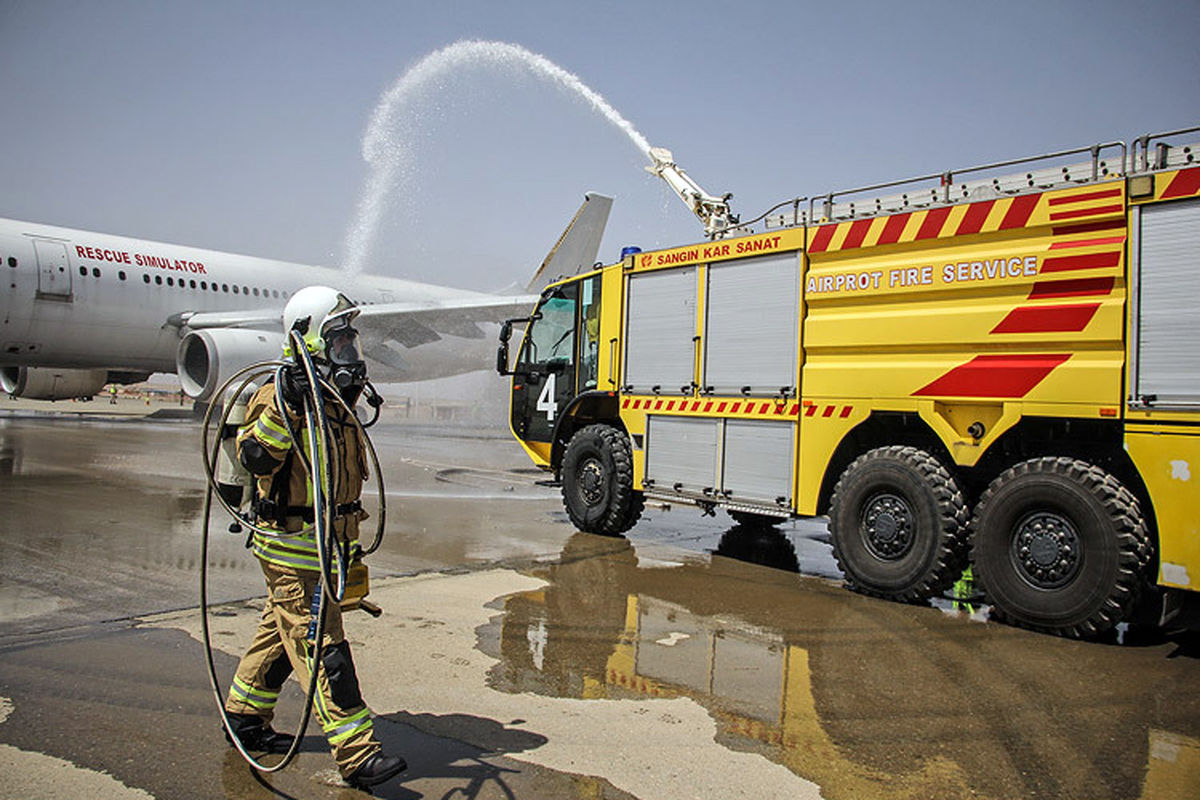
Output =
[
  {"x1": 172, "y1": 293, "x2": 540, "y2": 398},
  {"x1": 354, "y1": 294, "x2": 538, "y2": 348},
  {"x1": 175, "y1": 294, "x2": 536, "y2": 340},
  {"x1": 175, "y1": 191, "x2": 610, "y2": 341}
]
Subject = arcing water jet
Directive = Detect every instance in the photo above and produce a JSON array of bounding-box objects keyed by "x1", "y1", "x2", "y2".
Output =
[{"x1": 341, "y1": 40, "x2": 652, "y2": 277}]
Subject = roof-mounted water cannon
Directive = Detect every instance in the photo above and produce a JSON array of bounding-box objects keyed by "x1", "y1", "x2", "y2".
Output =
[{"x1": 646, "y1": 147, "x2": 738, "y2": 239}]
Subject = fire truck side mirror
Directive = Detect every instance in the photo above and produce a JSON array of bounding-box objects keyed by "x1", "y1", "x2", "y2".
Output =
[
  {"x1": 497, "y1": 315, "x2": 539, "y2": 377},
  {"x1": 496, "y1": 320, "x2": 516, "y2": 376},
  {"x1": 496, "y1": 342, "x2": 511, "y2": 376}
]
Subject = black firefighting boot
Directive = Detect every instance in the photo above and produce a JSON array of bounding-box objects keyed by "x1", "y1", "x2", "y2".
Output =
[
  {"x1": 223, "y1": 711, "x2": 296, "y2": 754},
  {"x1": 346, "y1": 751, "x2": 407, "y2": 787}
]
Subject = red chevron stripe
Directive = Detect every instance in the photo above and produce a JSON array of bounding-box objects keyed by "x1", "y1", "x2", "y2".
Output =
[
  {"x1": 999, "y1": 194, "x2": 1041, "y2": 229},
  {"x1": 809, "y1": 224, "x2": 837, "y2": 253},
  {"x1": 1051, "y1": 219, "x2": 1124, "y2": 237},
  {"x1": 842, "y1": 218, "x2": 874, "y2": 249},
  {"x1": 913, "y1": 353, "x2": 1070, "y2": 398},
  {"x1": 1049, "y1": 236, "x2": 1125, "y2": 250},
  {"x1": 991, "y1": 303, "x2": 1101, "y2": 334},
  {"x1": 915, "y1": 206, "x2": 953, "y2": 240},
  {"x1": 1049, "y1": 204, "x2": 1123, "y2": 221},
  {"x1": 1028, "y1": 276, "x2": 1114, "y2": 298},
  {"x1": 1162, "y1": 167, "x2": 1200, "y2": 199},
  {"x1": 1048, "y1": 187, "x2": 1122, "y2": 205},
  {"x1": 1040, "y1": 251, "x2": 1121, "y2": 273},
  {"x1": 877, "y1": 212, "x2": 911, "y2": 245},
  {"x1": 956, "y1": 200, "x2": 996, "y2": 235}
]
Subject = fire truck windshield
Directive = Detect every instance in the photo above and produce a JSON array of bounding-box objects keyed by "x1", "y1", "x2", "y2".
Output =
[{"x1": 519, "y1": 291, "x2": 577, "y2": 370}]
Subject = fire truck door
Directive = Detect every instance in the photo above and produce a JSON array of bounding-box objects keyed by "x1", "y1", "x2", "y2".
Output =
[{"x1": 510, "y1": 284, "x2": 580, "y2": 443}]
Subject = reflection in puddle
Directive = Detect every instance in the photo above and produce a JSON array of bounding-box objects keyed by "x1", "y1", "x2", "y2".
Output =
[
  {"x1": 486, "y1": 531, "x2": 1200, "y2": 800},
  {"x1": 0, "y1": 446, "x2": 19, "y2": 476}
]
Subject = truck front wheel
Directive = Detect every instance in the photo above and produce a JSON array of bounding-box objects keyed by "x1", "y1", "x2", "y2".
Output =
[
  {"x1": 561, "y1": 424, "x2": 644, "y2": 536},
  {"x1": 828, "y1": 445, "x2": 969, "y2": 602},
  {"x1": 970, "y1": 457, "x2": 1151, "y2": 638}
]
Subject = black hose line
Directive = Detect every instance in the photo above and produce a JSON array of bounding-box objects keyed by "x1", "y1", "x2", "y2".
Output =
[{"x1": 198, "y1": 332, "x2": 385, "y2": 773}]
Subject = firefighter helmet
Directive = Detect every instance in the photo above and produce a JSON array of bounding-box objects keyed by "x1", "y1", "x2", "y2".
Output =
[{"x1": 282, "y1": 286, "x2": 361, "y2": 360}]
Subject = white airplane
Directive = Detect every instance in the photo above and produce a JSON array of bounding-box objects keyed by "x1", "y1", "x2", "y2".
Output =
[{"x1": 0, "y1": 194, "x2": 611, "y2": 402}]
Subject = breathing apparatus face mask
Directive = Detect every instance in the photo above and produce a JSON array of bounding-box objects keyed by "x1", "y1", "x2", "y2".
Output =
[{"x1": 323, "y1": 322, "x2": 367, "y2": 404}]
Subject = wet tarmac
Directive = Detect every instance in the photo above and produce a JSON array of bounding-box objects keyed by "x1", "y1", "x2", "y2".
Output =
[{"x1": 0, "y1": 406, "x2": 1197, "y2": 799}]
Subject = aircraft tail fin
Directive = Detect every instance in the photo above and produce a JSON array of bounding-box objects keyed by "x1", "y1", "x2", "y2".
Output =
[{"x1": 525, "y1": 192, "x2": 612, "y2": 293}]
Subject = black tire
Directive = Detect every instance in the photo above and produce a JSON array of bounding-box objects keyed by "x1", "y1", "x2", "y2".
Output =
[
  {"x1": 828, "y1": 445, "x2": 969, "y2": 602},
  {"x1": 561, "y1": 424, "x2": 644, "y2": 536},
  {"x1": 970, "y1": 457, "x2": 1151, "y2": 638}
]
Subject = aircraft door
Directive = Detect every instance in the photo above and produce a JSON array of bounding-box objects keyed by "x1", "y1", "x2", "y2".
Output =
[
  {"x1": 511, "y1": 283, "x2": 580, "y2": 444},
  {"x1": 33, "y1": 239, "x2": 72, "y2": 299}
]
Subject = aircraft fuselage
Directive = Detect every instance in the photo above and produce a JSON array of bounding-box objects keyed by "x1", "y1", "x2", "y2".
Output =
[{"x1": 0, "y1": 217, "x2": 496, "y2": 383}]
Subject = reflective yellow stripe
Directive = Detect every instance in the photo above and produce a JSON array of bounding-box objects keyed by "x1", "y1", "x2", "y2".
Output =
[
  {"x1": 302, "y1": 426, "x2": 318, "y2": 506},
  {"x1": 323, "y1": 707, "x2": 373, "y2": 744},
  {"x1": 252, "y1": 533, "x2": 319, "y2": 571},
  {"x1": 313, "y1": 680, "x2": 332, "y2": 726},
  {"x1": 230, "y1": 676, "x2": 279, "y2": 711},
  {"x1": 254, "y1": 414, "x2": 292, "y2": 450}
]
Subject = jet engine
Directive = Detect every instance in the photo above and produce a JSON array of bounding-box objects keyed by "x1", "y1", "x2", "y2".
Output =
[
  {"x1": 177, "y1": 328, "x2": 284, "y2": 401},
  {"x1": 0, "y1": 366, "x2": 111, "y2": 400}
]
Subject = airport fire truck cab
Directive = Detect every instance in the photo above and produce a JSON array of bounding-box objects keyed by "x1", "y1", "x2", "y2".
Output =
[{"x1": 498, "y1": 126, "x2": 1200, "y2": 638}]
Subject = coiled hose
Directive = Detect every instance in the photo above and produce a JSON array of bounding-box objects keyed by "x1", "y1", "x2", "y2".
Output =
[{"x1": 198, "y1": 330, "x2": 385, "y2": 772}]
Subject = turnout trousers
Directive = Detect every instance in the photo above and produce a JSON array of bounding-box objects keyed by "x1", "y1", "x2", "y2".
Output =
[{"x1": 224, "y1": 559, "x2": 380, "y2": 777}]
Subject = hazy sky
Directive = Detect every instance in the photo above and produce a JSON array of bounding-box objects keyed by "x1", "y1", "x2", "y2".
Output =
[{"x1": 1, "y1": 0, "x2": 1197, "y2": 292}]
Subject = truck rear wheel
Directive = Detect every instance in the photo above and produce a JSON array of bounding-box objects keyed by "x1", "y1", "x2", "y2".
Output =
[
  {"x1": 970, "y1": 457, "x2": 1151, "y2": 638},
  {"x1": 828, "y1": 445, "x2": 969, "y2": 602},
  {"x1": 561, "y1": 424, "x2": 644, "y2": 536}
]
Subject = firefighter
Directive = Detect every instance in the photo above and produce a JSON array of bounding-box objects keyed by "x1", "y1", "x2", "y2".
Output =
[{"x1": 222, "y1": 286, "x2": 405, "y2": 788}]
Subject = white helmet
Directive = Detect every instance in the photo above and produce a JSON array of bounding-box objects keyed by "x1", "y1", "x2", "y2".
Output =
[{"x1": 282, "y1": 286, "x2": 361, "y2": 360}]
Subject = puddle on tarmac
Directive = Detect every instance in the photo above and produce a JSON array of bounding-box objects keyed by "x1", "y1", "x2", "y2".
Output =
[{"x1": 480, "y1": 530, "x2": 1200, "y2": 800}]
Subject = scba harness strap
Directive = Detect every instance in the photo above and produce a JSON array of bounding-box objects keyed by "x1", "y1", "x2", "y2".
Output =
[
  {"x1": 252, "y1": 498, "x2": 363, "y2": 527},
  {"x1": 250, "y1": 436, "x2": 363, "y2": 529}
]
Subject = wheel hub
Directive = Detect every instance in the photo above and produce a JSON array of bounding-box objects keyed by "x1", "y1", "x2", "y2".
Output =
[
  {"x1": 861, "y1": 492, "x2": 913, "y2": 560},
  {"x1": 578, "y1": 459, "x2": 605, "y2": 506},
  {"x1": 1011, "y1": 511, "x2": 1081, "y2": 589}
]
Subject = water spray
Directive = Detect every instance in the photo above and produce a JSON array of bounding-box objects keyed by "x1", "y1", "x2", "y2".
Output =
[{"x1": 341, "y1": 40, "x2": 654, "y2": 277}]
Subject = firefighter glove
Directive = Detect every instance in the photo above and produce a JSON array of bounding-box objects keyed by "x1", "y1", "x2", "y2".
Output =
[{"x1": 278, "y1": 365, "x2": 310, "y2": 414}]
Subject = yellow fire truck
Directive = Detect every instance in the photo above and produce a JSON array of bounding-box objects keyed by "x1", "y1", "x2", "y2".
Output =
[{"x1": 497, "y1": 125, "x2": 1200, "y2": 638}]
